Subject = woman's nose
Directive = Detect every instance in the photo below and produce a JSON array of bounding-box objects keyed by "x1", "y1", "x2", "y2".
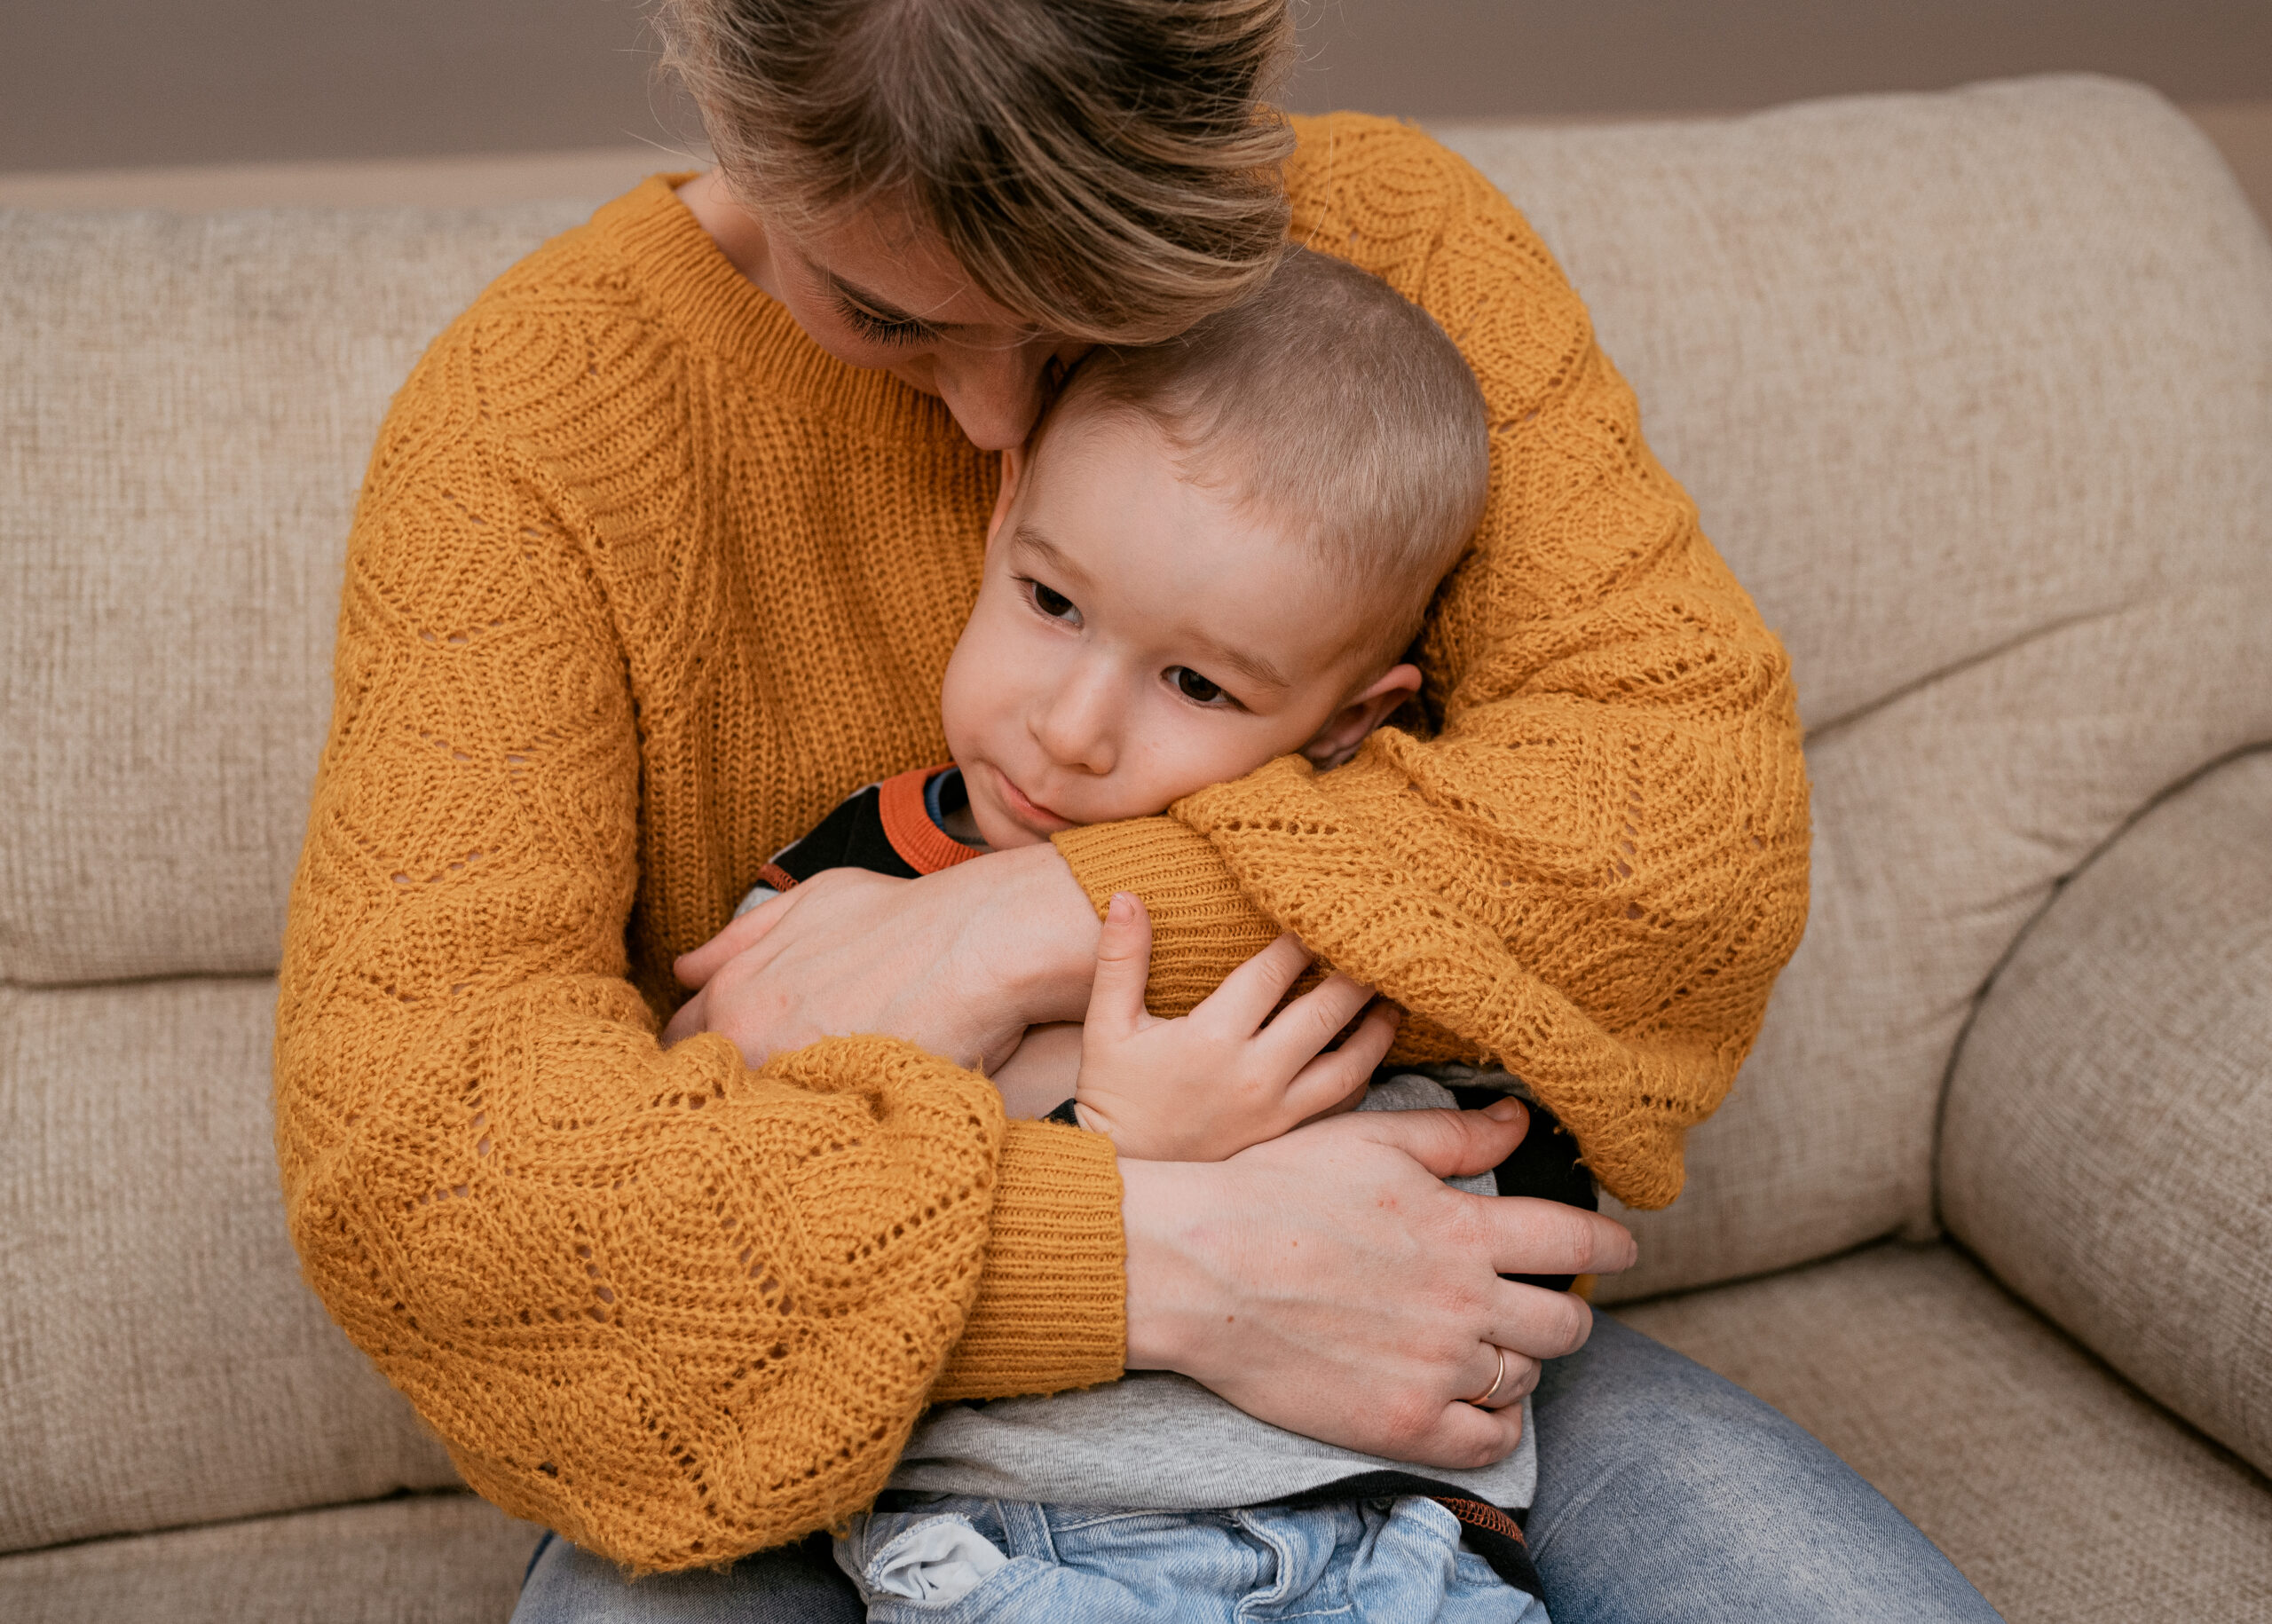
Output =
[
  {"x1": 933, "y1": 337, "x2": 1091, "y2": 453},
  {"x1": 932, "y1": 343, "x2": 1051, "y2": 452}
]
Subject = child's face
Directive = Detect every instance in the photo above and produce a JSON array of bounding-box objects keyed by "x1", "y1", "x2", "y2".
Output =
[{"x1": 940, "y1": 411, "x2": 1419, "y2": 851}]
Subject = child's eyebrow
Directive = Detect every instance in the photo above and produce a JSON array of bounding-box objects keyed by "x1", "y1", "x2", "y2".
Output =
[
  {"x1": 1010, "y1": 524, "x2": 1094, "y2": 587},
  {"x1": 1190, "y1": 635, "x2": 1290, "y2": 692}
]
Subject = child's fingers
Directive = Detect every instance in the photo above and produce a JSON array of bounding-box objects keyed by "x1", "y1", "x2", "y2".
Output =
[
  {"x1": 1282, "y1": 1003, "x2": 1400, "y2": 1120},
  {"x1": 1196, "y1": 932, "x2": 1316, "y2": 1031},
  {"x1": 1260, "y1": 971, "x2": 1377, "y2": 1067},
  {"x1": 1085, "y1": 892, "x2": 1156, "y2": 1039}
]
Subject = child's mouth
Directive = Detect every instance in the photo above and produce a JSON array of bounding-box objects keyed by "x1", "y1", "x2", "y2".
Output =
[{"x1": 991, "y1": 767, "x2": 1073, "y2": 832}]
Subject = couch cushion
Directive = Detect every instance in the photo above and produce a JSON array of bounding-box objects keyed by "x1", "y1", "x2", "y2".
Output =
[
  {"x1": 0, "y1": 1493, "x2": 539, "y2": 1624},
  {"x1": 0, "y1": 978, "x2": 462, "y2": 1552},
  {"x1": 1617, "y1": 1242, "x2": 2272, "y2": 1623},
  {"x1": 1942, "y1": 748, "x2": 2272, "y2": 1477},
  {"x1": 0, "y1": 198, "x2": 595, "y2": 983},
  {"x1": 1440, "y1": 75, "x2": 2272, "y2": 1294}
]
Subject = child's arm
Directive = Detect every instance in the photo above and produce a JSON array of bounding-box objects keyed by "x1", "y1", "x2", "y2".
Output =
[
  {"x1": 988, "y1": 1021, "x2": 1085, "y2": 1119},
  {"x1": 1067, "y1": 893, "x2": 1396, "y2": 1161}
]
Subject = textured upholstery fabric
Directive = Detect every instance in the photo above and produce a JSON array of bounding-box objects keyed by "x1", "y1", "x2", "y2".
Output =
[
  {"x1": 0, "y1": 200, "x2": 590, "y2": 984},
  {"x1": 1944, "y1": 749, "x2": 2272, "y2": 1478},
  {"x1": 1617, "y1": 1243, "x2": 2272, "y2": 1623},
  {"x1": 1441, "y1": 76, "x2": 2272, "y2": 1297},
  {"x1": 0, "y1": 1494, "x2": 540, "y2": 1624},
  {"x1": 0, "y1": 978, "x2": 461, "y2": 1553}
]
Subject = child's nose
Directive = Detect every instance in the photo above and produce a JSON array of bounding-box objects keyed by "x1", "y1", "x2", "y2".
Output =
[{"x1": 1032, "y1": 667, "x2": 1118, "y2": 776}]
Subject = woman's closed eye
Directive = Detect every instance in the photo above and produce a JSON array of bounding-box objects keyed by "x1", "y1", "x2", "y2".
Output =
[
  {"x1": 1022, "y1": 578, "x2": 1083, "y2": 627},
  {"x1": 835, "y1": 295, "x2": 933, "y2": 347}
]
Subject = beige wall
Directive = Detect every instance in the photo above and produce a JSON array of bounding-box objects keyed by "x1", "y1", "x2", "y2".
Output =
[
  {"x1": 6, "y1": 2, "x2": 2269, "y2": 170},
  {"x1": 2, "y1": 3, "x2": 2266, "y2": 228}
]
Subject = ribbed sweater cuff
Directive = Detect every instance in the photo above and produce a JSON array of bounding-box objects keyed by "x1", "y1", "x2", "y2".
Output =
[
  {"x1": 931, "y1": 1121, "x2": 1127, "y2": 1401},
  {"x1": 1052, "y1": 817, "x2": 1279, "y2": 1015}
]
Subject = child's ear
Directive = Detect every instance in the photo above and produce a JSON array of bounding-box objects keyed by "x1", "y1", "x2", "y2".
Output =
[
  {"x1": 1299, "y1": 663, "x2": 1423, "y2": 771},
  {"x1": 986, "y1": 446, "x2": 1024, "y2": 550}
]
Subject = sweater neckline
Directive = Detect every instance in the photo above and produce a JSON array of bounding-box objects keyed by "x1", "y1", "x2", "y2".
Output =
[{"x1": 595, "y1": 174, "x2": 974, "y2": 447}]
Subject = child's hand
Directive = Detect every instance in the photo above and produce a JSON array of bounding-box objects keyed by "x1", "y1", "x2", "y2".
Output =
[{"x1": 1073, "y1": 892, "x2": 1399, "y2": 1161}]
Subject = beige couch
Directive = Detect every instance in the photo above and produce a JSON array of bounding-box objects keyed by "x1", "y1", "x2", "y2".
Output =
[{"x1": 4, "y1": 75, "x2": 2268, "y2": 1622}]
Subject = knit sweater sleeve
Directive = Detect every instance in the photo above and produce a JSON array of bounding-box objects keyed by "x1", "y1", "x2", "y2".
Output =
[
  {"x1": 273, "y1": 336, "x2": 1124, "y2": 1572},
  {"x1": 1053, "y1": 115, "x2": 1811, "y2": 1210}
]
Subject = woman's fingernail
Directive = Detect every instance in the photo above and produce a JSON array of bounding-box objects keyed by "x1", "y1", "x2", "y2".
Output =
[{"x1": 1484, "y1": 1098, "x2": 1523, "y2": 1121}]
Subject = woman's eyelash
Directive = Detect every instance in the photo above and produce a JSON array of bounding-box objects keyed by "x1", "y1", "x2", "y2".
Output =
[{"x1": 837, "y1": 297, "x2": 931, "y2": 346}]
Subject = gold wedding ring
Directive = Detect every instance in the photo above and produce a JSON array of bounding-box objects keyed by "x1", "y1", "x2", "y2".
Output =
[{"x1": 1466, "y1": 1345, "x2": 1509, "y2": 1407}]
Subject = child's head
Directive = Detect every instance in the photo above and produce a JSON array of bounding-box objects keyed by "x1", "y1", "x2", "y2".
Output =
[{"x1": 940, "y1": 246, "x2": 1489, "y2": 849}]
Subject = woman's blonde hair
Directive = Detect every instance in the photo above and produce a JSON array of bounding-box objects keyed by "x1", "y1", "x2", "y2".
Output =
[{"x1": 652, "y1": 0, "x2": 1297, "y2": 343}]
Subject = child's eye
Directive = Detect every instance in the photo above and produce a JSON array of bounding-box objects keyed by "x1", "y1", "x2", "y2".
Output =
[
  {"x1": 1025, "y1": 579, "x2": 1081, "y2": 625},
  {"x1": 1169, "y1": 666, "x2": 1228, "y2": 706}
]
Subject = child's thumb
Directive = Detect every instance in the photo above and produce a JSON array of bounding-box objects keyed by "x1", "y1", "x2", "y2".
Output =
[{"x1": 1087, "y1": 892, "x2": 1154, "y2": 1036}]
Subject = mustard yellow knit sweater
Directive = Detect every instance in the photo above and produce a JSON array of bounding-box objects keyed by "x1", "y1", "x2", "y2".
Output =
[{"x1": 274, "y1": 114, "x2": 1808, "y2": 1571}]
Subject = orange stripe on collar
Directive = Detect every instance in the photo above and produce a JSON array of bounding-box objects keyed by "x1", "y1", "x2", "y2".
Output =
[{"x1": 878, "y1": 764, "x2": 981, "y2": 876}]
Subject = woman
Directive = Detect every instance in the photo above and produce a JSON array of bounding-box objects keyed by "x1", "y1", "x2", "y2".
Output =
[{"x1": 273, "y1": 1, "x2": 1995, "y2": 1618}]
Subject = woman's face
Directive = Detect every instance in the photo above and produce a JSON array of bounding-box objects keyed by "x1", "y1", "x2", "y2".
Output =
[{"x1": 681, "y1": 173, "x2": 1093, "y2": 452}]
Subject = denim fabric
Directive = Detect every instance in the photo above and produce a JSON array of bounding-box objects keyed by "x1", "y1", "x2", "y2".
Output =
[
  {"x1": 836, "y1": 1495, "x2": 1543, "y2": 1622},
  {"x1": 516, "y1": 1530, "x2": 863, "y2": 1623},
  {"x1": 512, "y1": 1316, "x2": 2001, "y2": 1623},
  {"x1": 1526, "y1": 1316, "x2": 2001, "y2": 1622}
]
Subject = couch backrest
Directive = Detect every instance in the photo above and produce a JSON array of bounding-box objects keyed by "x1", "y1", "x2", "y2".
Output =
[
  {"x1": 0, "y1": 200, "x2": 593, "y2": 1556},
  {"x1": 2, "y1": 75, "x2": 2268, "y2": 1554},
  {"x1": 1440, "y1": 75, "x2": 2272, "y2": 1297}
]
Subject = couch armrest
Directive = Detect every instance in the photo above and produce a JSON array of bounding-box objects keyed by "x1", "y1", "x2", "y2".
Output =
[{"x1": 1942, "y1": 750, "x2": 2272, "y2": 1475}]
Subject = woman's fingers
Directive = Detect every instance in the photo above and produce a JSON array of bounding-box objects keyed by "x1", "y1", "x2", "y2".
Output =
[
  {"x1": 1456, "y1": 1341, "x2": 1534, "y2": 1412},
  {"x1": 1478, "y1": 1196, "x2": 1635, "y2": 1289},
  {"x1": 1408, "y1": 1395, "x2": 1529, "y2": 1470},
  {"x1": 1085, "y1": 892, "x2": 1155, "y2": 1040},
  {"x1": 672, "y1": 886, "x2": 801, "y2": 989},
  {"x1": 659, "y1": 985, "x2": 709, "y2": 1047},
  {"x1": 1477, "y1": 1268, "x2": 1598, "y2": 1368},
  {"x1": 1195, "y1": 931, "x2": 1316, "y2": 1029}
]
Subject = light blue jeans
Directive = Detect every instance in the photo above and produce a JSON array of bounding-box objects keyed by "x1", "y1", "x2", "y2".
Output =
[
  {"x1": 831, "y1": 1494, "x2": 1544, "y2": 1621},
  {"x1": 512, "y1": 1316, "x2": 2004, "y2": 1622}
]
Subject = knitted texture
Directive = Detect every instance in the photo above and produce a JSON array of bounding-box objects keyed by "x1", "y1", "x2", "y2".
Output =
[
  {"x1": 274, "y1": 114, "x2": 1806, "y2": 1572},
  {"x1": 1056, "y1": 118, "x2": 1810, "y2": 1210}
]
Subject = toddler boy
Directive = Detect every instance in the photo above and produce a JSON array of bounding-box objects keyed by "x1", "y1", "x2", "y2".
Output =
[{"x1": 679, "y1": 248, "x2": 1586, "y2": 1621}]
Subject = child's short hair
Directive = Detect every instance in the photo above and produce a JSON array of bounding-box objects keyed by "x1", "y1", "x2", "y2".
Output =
[{"x1": 1043, "y1": 245, "x2": 1490, "y2": 664}]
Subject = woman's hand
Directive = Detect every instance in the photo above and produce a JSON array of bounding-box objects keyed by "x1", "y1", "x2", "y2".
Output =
[
  {"x1": 1121, "y1": 1101, "x2": 1637, "y2": 1469},
  {"x1": 1074, "y1": 893, "x2": 1391, "y2": 1161},
  {"x1": 666, "y1": 842, "x2": 1100, "y2": 1072}
]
